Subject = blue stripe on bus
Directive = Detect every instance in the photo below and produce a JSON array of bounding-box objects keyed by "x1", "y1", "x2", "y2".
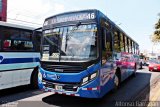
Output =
[{"x1": 0, "y1": 58, "x2": 40, "y2": 64}]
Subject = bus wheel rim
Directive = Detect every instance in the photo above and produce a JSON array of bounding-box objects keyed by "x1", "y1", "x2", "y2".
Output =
[{"x1": 114, "y1": 75, "x2": 119, "y2": 87}]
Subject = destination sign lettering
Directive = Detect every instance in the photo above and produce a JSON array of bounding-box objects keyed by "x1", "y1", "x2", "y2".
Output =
[{"x1": 44, "y1": 12, "x2": 96, "y2": 26}]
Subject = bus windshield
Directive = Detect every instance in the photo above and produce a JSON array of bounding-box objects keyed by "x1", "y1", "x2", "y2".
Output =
[{"x1": 42, "y1": 24, "x2": 98, "y2": 62}]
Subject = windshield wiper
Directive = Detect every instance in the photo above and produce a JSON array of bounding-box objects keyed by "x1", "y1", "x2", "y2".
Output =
[{"x1": 65, "y1": 22, "x2": 81, "y2": 52}]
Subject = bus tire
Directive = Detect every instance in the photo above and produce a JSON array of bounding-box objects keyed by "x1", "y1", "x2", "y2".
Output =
[{"x1": 30, "y1": 67, "x2": 38, "y2": 89}]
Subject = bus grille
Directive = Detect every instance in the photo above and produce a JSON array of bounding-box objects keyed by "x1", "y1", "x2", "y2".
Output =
[
  {"x1": 42, "y1": 78, "x2": 80, "y2": 92},
  {"x1": 41, "y1": 62, "x2": 84, "y2": 73}
]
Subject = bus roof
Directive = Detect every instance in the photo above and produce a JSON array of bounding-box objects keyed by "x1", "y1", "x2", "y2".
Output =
[
  {"x1": 45, "y1": 9, "x2": 139, "y2": 45},
  {"x1": 98, "y1": 10, "x2": 139, "y2": 45},
  {"x1": 45, "y1": 9, "x2": 98, "y2": 21},
  {"x1": 0, "y1": 21, "x2": 35, "y2": 31}
]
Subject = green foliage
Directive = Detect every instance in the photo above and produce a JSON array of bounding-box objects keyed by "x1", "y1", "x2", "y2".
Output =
[
  {"x1": 152, "y1": 17, "x2": 160, "y2": 43},
  {"x1": 155, "y1": 19, "x2": 160, "y2": 29}
]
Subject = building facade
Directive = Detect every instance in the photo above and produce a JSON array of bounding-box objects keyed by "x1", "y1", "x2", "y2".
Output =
[{"x1": 0, "y1": 0, "x2": 7, "y2": 21}]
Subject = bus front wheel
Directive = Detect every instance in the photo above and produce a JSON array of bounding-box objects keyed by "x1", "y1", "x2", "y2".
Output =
[{"x1": 30, "y1": 67, "x2": 38, "y2": 89}]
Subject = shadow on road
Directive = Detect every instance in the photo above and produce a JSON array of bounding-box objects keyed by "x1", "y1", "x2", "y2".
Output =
[
  {"x1": 42, "y1": 72, "x2": 151, "y2": 107},
  {"x1": 0, "y1": 85, "x2": 31, "y2": 96},
  {"x1": 0, "y1": 85, "x2": 43, "y2": 103}
]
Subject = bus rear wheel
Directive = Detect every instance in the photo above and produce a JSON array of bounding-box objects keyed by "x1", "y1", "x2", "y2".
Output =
[{"x1": 112, "y1": 73, "x2": 120, "y2": 92}]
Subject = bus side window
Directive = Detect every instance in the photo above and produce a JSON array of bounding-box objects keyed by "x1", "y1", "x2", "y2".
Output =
[
  {"x1": 17, "y1": 41, "x2": 25, "y2": 50},
  {"x1": 102, "y1": 28, "x2": 106, "y2": 50},
  {"x1": 0, "y1": 35, "x2": 1, "y2": 50},
  {"x1": 120, "y1": 33, "x2": 125, "y2": 52},
  {"x1": 0, "y1": 40, "x2": 1, "y2": 50},
  {"x1": 105, "y1": 31, "x2": 113, "y2": 59},
  {"x1": 101, "y1": 18, "x2": 113, "y2": 64},
  {"x1": 102, "y1": 28, "x2": 113, "y2": 64},
  {"x1": 113, "y1": 30, "x2": 121, "y2": 53},
  {"x1": 4, "y1": 40, "x2": 10, "y2": 48},
  {"x1": 3, "y1": 40, "x2": 10, "y2": 50}
]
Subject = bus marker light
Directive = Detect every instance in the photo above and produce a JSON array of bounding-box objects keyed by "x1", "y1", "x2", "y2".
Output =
[{"x1": 82, "y1": 86, "x2": 100, "y2": 90}]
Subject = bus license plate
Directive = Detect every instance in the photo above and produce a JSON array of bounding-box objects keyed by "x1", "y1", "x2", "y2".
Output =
[{"x1": 55, "y1": 85, "x2": 63, "y2": 91}]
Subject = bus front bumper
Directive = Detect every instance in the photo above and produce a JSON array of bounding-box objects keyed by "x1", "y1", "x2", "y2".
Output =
[{"x1": 38, "y1": 76, "x2": 101, "y2": 98}]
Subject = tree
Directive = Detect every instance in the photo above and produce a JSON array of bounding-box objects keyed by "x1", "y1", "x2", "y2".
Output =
[{"x1": 151, "y1": 14, "x2": 160, "y2": 43}]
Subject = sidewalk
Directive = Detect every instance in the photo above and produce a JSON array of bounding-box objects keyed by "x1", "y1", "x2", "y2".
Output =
[
  {"x1": 145, "y1": 77, "x2": 160, "y2": 107},
  {"x1": 148, "y1": 78, "x2": 160, "y2": 101},
  {"x1": 132, "y1": 73, "x2": 160, "y2": 106}
]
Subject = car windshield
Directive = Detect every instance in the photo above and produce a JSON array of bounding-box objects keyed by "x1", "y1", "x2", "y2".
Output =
[
  {"x1": 149, "y1": 59, "x2": 160, "y2": 64},
  {"x1": 155, "y1": 60, "x2": 160, "y2": 64},
  {"x1": 42, "y1": 24, "x2": 98, "y2": 62}
]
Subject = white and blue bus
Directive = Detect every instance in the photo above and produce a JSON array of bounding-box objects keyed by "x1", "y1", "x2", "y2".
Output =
[
  {"x1": 38, "y1": 9, "x2": 139, "y2": 98},
  {"x1": 0, "y1": 21, "x2": 41, "y2": 90}
]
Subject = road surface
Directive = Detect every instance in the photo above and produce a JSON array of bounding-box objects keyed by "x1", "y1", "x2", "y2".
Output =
[{"x1": 0, "y1": 67, "x2": 160, "y2": 107}]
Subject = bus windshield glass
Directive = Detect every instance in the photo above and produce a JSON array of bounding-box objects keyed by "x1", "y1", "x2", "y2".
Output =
[{"x1": 42, "y1": 24, "x2": 98, "y2": 62}]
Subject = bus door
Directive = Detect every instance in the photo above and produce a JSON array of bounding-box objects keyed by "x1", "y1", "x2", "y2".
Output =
[{"x1": 100, "y1": 28, "x2": 115, "y2": 90}]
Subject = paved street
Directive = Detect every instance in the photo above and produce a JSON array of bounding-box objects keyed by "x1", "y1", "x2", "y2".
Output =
[{"x1": 0, "y1": 67, "x2": 160, "y2": 107}]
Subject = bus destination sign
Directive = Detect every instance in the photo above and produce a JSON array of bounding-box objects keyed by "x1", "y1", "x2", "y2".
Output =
[{"x1": 44, "y1": 12, "x2": 96, "y2": 26}]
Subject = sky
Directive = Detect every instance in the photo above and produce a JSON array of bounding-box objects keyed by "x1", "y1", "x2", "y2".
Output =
[{"x1": 7, "y1": 0, "x2": 160, "y2": 53}]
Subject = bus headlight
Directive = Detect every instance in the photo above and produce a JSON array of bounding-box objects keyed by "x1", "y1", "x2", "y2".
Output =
[
  {"x1": 38, "y1": 72, "x2": 42, "y2": 81},
  {"x1": 82, "y1": 77, "x2": 89, "y2": 85},
  {"x1": 81, "y1": 71, "x2": 98, "y2": 85}
]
